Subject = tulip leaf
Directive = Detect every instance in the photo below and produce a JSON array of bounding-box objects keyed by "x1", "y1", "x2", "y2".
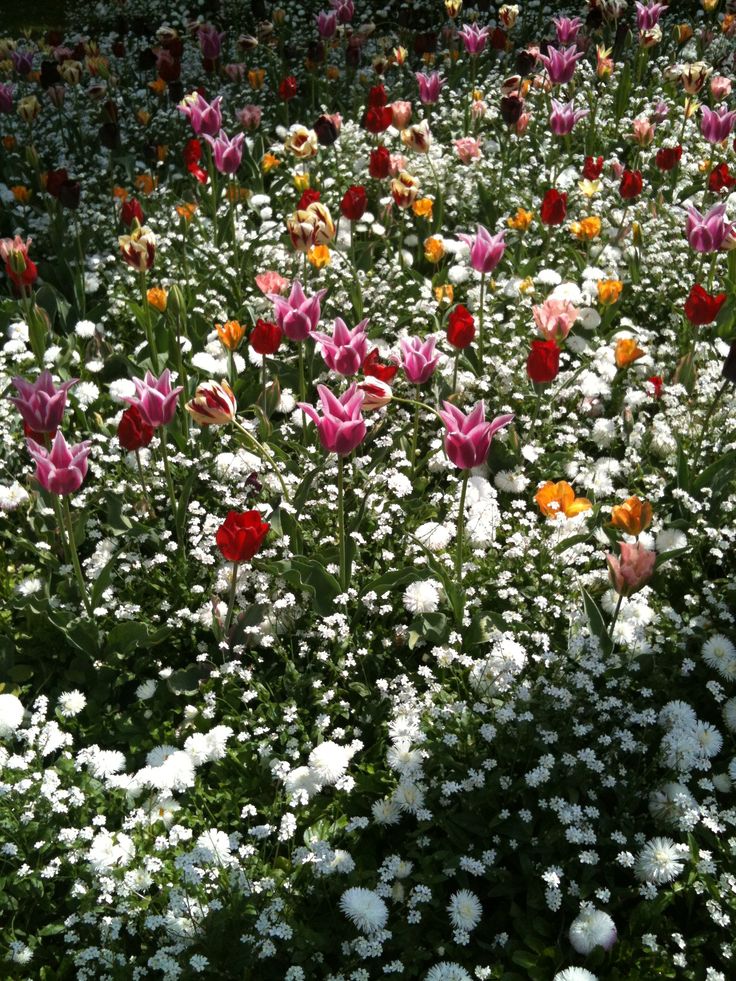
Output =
[
  {"x1": 581, "y1": 588, "x2": 612, "y2": 655},
  {"x1": 654, "y1": 547, "x2": 689, "y2": 571},
  {"x1": 695, "y1": 449, "x2": 736, "y2": 494}
]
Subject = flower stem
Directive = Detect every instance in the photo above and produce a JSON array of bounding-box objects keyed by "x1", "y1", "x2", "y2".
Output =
[
  {"x1": 455, "y1": 469, "x2": 469, "y2": 581},
  {"x1": 140, "y1": 272, "x2": 160, "y2": 372},
  {"x1": 135, "y1": 448, "x2": 155, "y2": 516},
  {"x1": 225, "y1": 561, "x2": 239, "y2": 636},
  {"x1": 479, "y1": 272, "x2": 486, "y2": 365},
  {"x1": 232, "y1": 418, "x2": 289, "y2": 499},
  {"x1": 692, "y1": 378, "x2": 729, "y2": 472},
  {"x1": 409, "y1": 385, "x2": 421, "y2": 476},
  {"x1": 337, "y1": 455, "x2": 347, "y2": 591},
  {"x1": 159, "y1": 427, "x2": 184, "y2": 557},
  {"x1": 609, "y1": 591, "x2": 624, "y2": 642},
  {"x1": 61, "y1": 496, "x2": 92, "y2": 617}
]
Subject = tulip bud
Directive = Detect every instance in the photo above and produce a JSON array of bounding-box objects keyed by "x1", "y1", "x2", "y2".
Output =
[
  {"x1": 186, "y1": 380, "x2": 237, "y2": 426},
  {"x1": 167, "y1": 283, "x2": 187, "y2": 321}
]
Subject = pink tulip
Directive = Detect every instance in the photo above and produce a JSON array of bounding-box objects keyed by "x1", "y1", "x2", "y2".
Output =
[
  {"x1": 123, "y1": 369, "x2": 183, "y2": 429},
  {"x1": 454, "y1": 137, "x2": 482, "y2": 164},
  {"x1": 549, "y1": 98, "x2": 588, "y2": 135},
  {"x1": 10, "y1": 370, "x2": 78, "y2": 434},
  {"x1": 316, "y1": 10, "x2": 338, "y2": 37},
  {"x1": 0, "y1": 83, "x2": 13, "y2": 114},
  {"x1": 457, "y1": 224, "x2": 506, "y2": 274},
  {"x1": 256, "y1": 271, "x2": 289, "y2": 296},
  {"x1": 27, "y1": 431, "x2": 91, "y2": 496},
  {"x1": 606, "y1": 541, "x2": 656, "y2": 596},
  {"x1": 203, "y1": 129, "x2": 244, "y2": 175},
  {"x1": 313, "y1": 317, "x2": 370, "y2": 376},
  {"x1": 178, "y1": 93, "x2": 223, "y2": 138},
  {"x1": 400, "y1": 336, "x2": 440, "y2": 385},
  {"x1": 237, "y1": 104, "x2": 262, "y2": 130},
  {"x1": 389, "y1": 153, "x2": 408, "y2": 177},
  {"x1": 224, "y1": 63, "x2": 246, "y2": 82},
  {"x1": 458, "y1": 23, "x2": 491, "y2": 56},
  {"x1": 710, "y1": 76, "x2": 732, "y2": 101},
  {"x1": 416, "y1": 71, "x2": 445, "y2": 105},
  {"x1": 298, "y1": 383, "x2": 366, "y2": 455},
  {"x1": 700, "y1": 105, "x2": 736, "y2": 145},
  {"x1": 439, "y1": 401, "x2": 514, "y2": 470},
  {"x1": 553, "y1": 16, "x2": 583, "y2": 46},
  {"x1": 391, "y1": 100, "x2": 413, "y2": 129},
  {"x1": 330, "y1": 0, "x2": 354, "y2": 24},
  {"x1": 631, "y1": 117, "x2": 656, "y2": 146},
  {"x1": 268, "y1": 280, "x2": 327, "y2": 342},
  {"x1": 198, "y1": 25, "x2": 226, "y2": 60},
  {"x1": 635, "y1": 1, "x2": 667, "y2": 30},
  {"x1": 533, "y1": 297, "x2": 579, "y2": 341},
  {"x1": 685, "y1": 203, "x2": 735, "y2": 253},
  {"x1": 537, "y1": 45, "x2": 584, "y2": 85}
]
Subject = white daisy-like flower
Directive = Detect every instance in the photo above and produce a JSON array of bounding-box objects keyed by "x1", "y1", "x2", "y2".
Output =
[
  {"x1": 108, "y1": 378, "x2": 136, "y2": 402},
  {"x1": 371, "y1": 797, "x2": 402, "y2": 825},
  {"x1": 87, "y1": 750, "x2": 127, "y2": 779},
  {"x1": 284, "y1": 765, "x2": 323, "y2": 800},
  {"x1": 308, "y1": 740, "x2": 356, "y2": 785},
  {"x1": 87, "y1": 831, "x2": 135, "y2": 872},
  {"x1": 0, "y1": 694, "x2": 24, "y2": 738},
  {"x1": 493, "y1": 469, "x2": 529, "y2": 494},
  {"x1": 415, "y1": 521, "x2": 453, "y2": 552},
  {"x1": 0, "y1": 481, "x2": 29, "y2": 512},
  {"x1": 136, "y1": 680, "x2": 157, "y2": 700},
  {"x1": 74, "y1": 381, "x2": 100, "y2": 409},
  {"x1": 658, "y1": 700, "x2": 698, "y2": 730},
  {"x1": 425, "y1": 963, "x2": 472, "y2": 981},
  {"x1": 648, "y1": 783, "x2": 698, "y2": 826},
  {"x1": 403, "y1": 579, "x2": 442, "y2": 614},
  {"x1": 702, "y1": 635, "x2": 736, "y2": 678},
  {"x1": 568, "y1": 908, "x2": 617, "y2": 955},
  {"x1": 447, "y1": 889, "x2": 482, "y2": 931},
  {"x1": 722, "y1": 698, "x2": 736, "y2": 733},
  {"x1": 393, "y1": 780, "x2": 425, "y2": 814},
  {"x1": 57, "y1": 690, "x2": 86, "y2": 718},
  {"x1": 692, "y1": 721, "x2": 723, "y2": 759},
  {"x1": 655, "y1": 528, "x2": 687, "y2": 553},
  {"x1": 635, "y1": 837, "x2": 687, "y2": 884},
  {"x1": 554, "y1": 970, "x2": 598, "y2": 981},
  {"x1": 339, "y1": 887, "x2": 388, "y2": 934},
  {"x1": 74, "y1": 319, "x2": 98, "y2": 338}
]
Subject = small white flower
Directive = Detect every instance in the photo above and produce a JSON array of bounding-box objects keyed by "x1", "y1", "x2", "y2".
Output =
[
  {"x1": 447, "y1": 890, "x2": 482, "y2": 931},
  {"x1": 403, "y1": 579, "x2": 441, "y2": 614},
  {"x1": 635, "y1": 837, "x2": 687, "y2": 884},
  {"x1": 569, "y1": 908, "x2": 617, "y2": 955},
  {"x1": 57, "y1": 690, "x2": 86, "y2": 718},
  {"x1": 339, "y1": 887, "x2": 388, "y2": 934},
  {"x1": 74, "y1": 319, "x2": 98, "y2": 338}
]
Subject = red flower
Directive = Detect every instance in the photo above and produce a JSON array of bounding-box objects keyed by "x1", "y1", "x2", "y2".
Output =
[
  {"x1": 367, "y1": 84, "x2": 387, "y2": 108},
  {"x1": 117, "y1": 404, "x2": 154, "y2": 451},
  {"x1": 5, "y1": 258, "x2": 37, "y2": 289},
  {"x1": 684, "y1": 283, "x2": 727, "y2": 325},
  {"x1": 619, "y1": 169, "x2": 643, "y2": 200},
  {"x1": 526, "y1": 339, "x2": 560, "y2": 383},
  {"x1": 121, "y1": 197, "x2": 145, "y2": 227},
  {"x1": 582, "y1": 155, "x2": 604, "y2": 180},
  {"x1": 183, "y1": 138, "x2": 208, "y2": 184},
  {"x1": 646, "y1": 375, "x2": 663, "y2": 398},
  {"x1": 340, "y1": 185, "x2": 367, "y2": 221},
  {"x1": 216, "y1": 509, "x2": 270, "y2": 563},
  {"x1": 708, "y1": 162, "x2": 736, "y2": 193},
  {"x1": 363, "y1": 348, "x2": 398, "y2": 383},
  {"x1": 655, "y1": 146, "x2": 682, "y2": 172},
  {"x1": 297, "y1": 188, "x2": 321, "y2": 210},
  {"x1": 249, "y1": 319, "x2": 282, "y2": 355},
  {"x1": 446, "y1": 304, "x2": 475, "y2": 349},
  {"x1": 46, "y1": 168, "x2": 69, "y2": 198},
  {"x1": 278, "y1": 76, "x2": 298, "y2": 101},
  {"x1": 363, "y1": 105, "x2": 393, "y2": 134},
  {"x1": 490, "y1": 27, "x2": 507, "y2": 50},
  {"x1": 368, "y1": 145, "x2": 391, "y2": 179},
  {"x1": 540, "y1": 189, "x2": 567, "y2": 226}
]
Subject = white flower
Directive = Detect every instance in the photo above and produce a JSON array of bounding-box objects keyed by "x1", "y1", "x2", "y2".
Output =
[
  {"x1": 568, "y1": 908, "x2": 617, "y2": 955},
  {"x1": 447, "y1": 889, "x2": 482, "y2": 931},
  {"x1": 308, "y1": 740, "x2": 357, "y2": 785},
  {"x1": 74, "y1": 381, "x2": 99, "y2": 409},
  {"x1": 0, "y1": 482, "x2": 29, "y2": 512},
  {"x1": 415, "y1": 521, "x2": 453, "y2": 552},
  {"x1": 136, "y1": 680, "x2": 157, "y2": 700},
  {"x1": 648, "y1": 783, "x2": 698, "y2": 826},
  {"x1": 74, "y1": 319, "x2": 98, "y2": 338},
  {"x1": 425, "y1": 964, "x2": 472, "y2": 981},
  {"x1": 108, "y1": 378, "x2": 136, "y2": 401},
  {"x1": 655, "y1": 528, "x2": 687, "y2": 553},
  {"x1": 87, "y1": 750, "x2": 127, "y2": 779},
  {"x1": 0, "y1": 694, "x2": 24, "y2": 738},
  {"x1": 554, "y1": 970, "x2": 598, "y2": 981},
  {"x1": 139, "y1": 751, "x2": 196, "y2": 792},
  {"x1": 87, "y1": 831, "x2": 135, "y2": 872},
  {"x1": 339, "y1": 887, "x2": 388, "y2": 934},
  {"x1": 284, "y1": 765, "x2": 323, "y2": 800},
  {"x1": 57, "y1": 690, "x2": 86, "y2": 718},
  {"x1": 658, "y1": 700, "x2": 698, "y2": 730},
  {"x1": 722, "y1": 698, "x2": 736, "y2": 733},
  {"x1": 692, "y1": 720, "x2": 722, "y2": 759},
  {"x1": 196, "y1": 829, "x2": 233, "y2": 865},
  {"x1": 468, "y1": 637, "x2": 526, "y2": 696},
  {"x1": 403, "y1": 579, "x2": 442, "y2": 614},
  {"x1": 494, "y1": 469, "x2": 529, "y2": 493},
  {"x1": 635, "y1": 837, "x2": 687, "y2": 884},
  {"x1": 702, "y1": 635, "x2": 736, "y2": 678},
  {"x1": 372, "y1": 797, "x2": 402, "y2": 825}
]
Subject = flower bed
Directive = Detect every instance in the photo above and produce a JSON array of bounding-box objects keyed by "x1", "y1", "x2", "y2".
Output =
[{"x1": 1, "y1": 1, "x2": 736, "y2": 978}]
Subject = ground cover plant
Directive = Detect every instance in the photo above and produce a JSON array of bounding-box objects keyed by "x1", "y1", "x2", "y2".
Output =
[{"x1": 1, "y1": 0, "x2": 736, "y2": 978}]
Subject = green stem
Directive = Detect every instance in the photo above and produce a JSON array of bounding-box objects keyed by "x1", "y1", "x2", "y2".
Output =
[
  {"x1": 232, "y1": 419, "x2": 289, "y2": 499},
  {"x1": 225, "y1": 561, "x2": 239, "y2": 635},
  {"x1": 479, "y1": 272, "x2": 486, "y2": 365},
  {"x1": 409, "y1": 385, "x2": 421, "y2": 476},
  {"x1": 61, "y1": 496, "x2": 92, "y2": 616},
  {"x1": 135, "y1": 448, "x2": 155, "y2": 516},
  {"x1": 691, "y1": 378, "x2": 729, "y2": 472},
  {"x1": 140, "y1": 272, "x2": 160, "y2": 371},
  {"x1": 609, "y1": 591, "x2": 624, "y2": 643},
  {"x1": 337, "y1": 455, "x2": 347, "y2": 591},
  {"x1": 455, "y1": 469, "x2": 469, "y2": 581},
  {"x1": 159, "y1": 427, "x2": 184, "y2": 556}
]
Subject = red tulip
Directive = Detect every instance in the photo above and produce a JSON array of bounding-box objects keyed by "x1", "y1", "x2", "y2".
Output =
[
  {"x1": 708, "y1": 162, "x2": 736, "y2": 193},
  {"x1": 297, "y1": 188, "x2": 321, "y2": 210},
  {"x1": 540, "y1": 188, "x2": 567, "y2": 225},
  {"x1": 646, "y1": 375, "x2": 663, "y2": 398},
  {"x1": 619, "y1": 169, "x2": 643, "y2": 200},
  {"x1": 684, "y1": 283, "x2": 727, "y2": 325},
  {"x1": 216, "y1": 510, "x2": 270, "y2": 563},
  {"x1": 368, "y1": 145, "x2": 391, "y2": 179},
  {"x1": 340, "y1": 185, "x2": 367, "y2": 221},
  {"x1": 367, "y1": 84, "x2": 387, "y2": 108},
  {"x1": 526, "y1": 339, "x2": 560, "y2": 383},
  {"x1": 278, "y1": 76, "x2": 298, "y2": 101},
  {"x1": 46, "y1": 167, "x2": 69, "y2": 198},
  {"x1": 183, "y1": 138, "x2": 208, "y2": 184},
  {"x1": 447, "y1": 304, "x2": 475, "y2": 349},
  {"x1": 582, "y1": 155, "x2": 604, "y2": 180},
  {"x1": 363, "y1": 105, "x2": 393, "y2": 133},
  {"x1": 117, "y1": 404, "x2": 154, "y2": 451},
  {"x1": 250, "y1": 318, "x2": 283, "y2": 355},
  {"x1": 121, "y1": 197, "x2": 145, "y2": 227},
  {"x1": 363, "y1": 347, "x2": 398, "y2": 383},
  {"x1": 655, "y1": 146, "x2": 682, "y2": 172}
]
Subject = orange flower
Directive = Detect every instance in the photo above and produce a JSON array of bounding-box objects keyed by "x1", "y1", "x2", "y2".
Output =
[
  {"x1": 615, "y1": 337, "x2": 645, "y2": 368},
  {"x1": 507, "y1": 207, "x2": 533, "y2": 231},
  {"x1": 412, "y1": 197, "x2": 433, "y2": 219},
  {"x1": 535, "y1": 481, "x2": 593, "y2": 520},
  {"x1": 308, "y1": 244, "x2": 331, "y2": 268},
  {"x1": 424, "y1": 237, "x2": 444, "y2": 263},
  {"x1": 610, "y1": 497, "x2": 652, "y2": 536},
  {"x1": 135, "y1": 173, "x2": 157, "y2": 195},
  {"x1": 226, "y1": 184, "x2": 251, "y2": 204},
  {"x1": 176, "y1": 202, "x2": 198, "y2": 221},
  {"x1": 677, "y1": 24, "x2": 694, "y2": 43},
  {"x1": 156, "y1": 145, "x2": 168, "y2": 163},
  {"x1": 248, "y1": 68, "x2": 265, "y2": 90},
  {"x1": 2, "y1": 136, "x2": 16, "y2": 151},
  {"x1": 11, "y1": 185, "x2": 31, "y2": 204},
  {"x1": 570, "y1": 216, "x2": 602, "y2": 241},
  {"x1": 434, "y1": 284, "x2": 454, "y2": 305},
  {"x1": 216, "y1": 320, "x2": 245, "y2": 351},
  {"x1": 147, "y1": 287, "x2": 168, "y2": 312},
  {"x1": 148, "y1": 77, "x2": 167, "y2": 96},
  {"x1": 597, "y1": 279, "x2": 623, "y2": 305},
  {"x1": 261, "y1": 152, "x2": 281, "y2": 173},
  {"x1": 113, "y1": 185, "x2": 128, "y2": 202},
  {"x1": 326, "y1": 66, "x2": 340, "y2": 81}
]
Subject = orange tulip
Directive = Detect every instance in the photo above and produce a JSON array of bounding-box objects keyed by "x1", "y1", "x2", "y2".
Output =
[
  {"x1": 535, "y1": 481, "x2": 592, "y2": 520},
  {"x1": 598, "y1": 279, "x2": 623, "y2": 305},
  {"x1": 216, "y1": 320, "x2": 245, "y2": 351},
  {"x1": 507, "y1": 207, "x2": 533, "y2": 231},
  {"x1": 615, "y1": 337, "x2": 645, "y2": 368},
  {"x1": 147, "y1": 287, "x2": 168, "y2": 312},
  {"x1": 610, "y1": 497, "x2": 652, "y2": 536},
  {"x1": 176, "y1": 202, "x2": 198, "y2": 221}
]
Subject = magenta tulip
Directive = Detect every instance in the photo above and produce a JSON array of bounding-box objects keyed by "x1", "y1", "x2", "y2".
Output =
[
  {"x1": 204, "y1": 129, "x2": 245, "y2": 175},
  {"x1": 10, "y1": 370, "x2": 78, "y2": 434},
  {"x1": 316, "y1": 10, "x2": 338, "y2": 37},
  {"x1": 458, "y1": 23, "x2": 491, "y2": 56},
  {"x1": 549, "y1": 98, "x2": 588, "y2": 136},
  {"x1": 27, "y1": 431, "x2": 91, "y2": 496},
  {"x1": 685, "y1": 203, "x2": 735, "y2": 253},
  {"x1": 537, "y1": 45, "x2": 584, "y2": 85},
  {"x1": 313, "y1": 317, "x2": 370, "y2": 376},
  {"x1": 269, "y1": 280, "x2": 327, "y2": 342},
  {"x1": 400, "y1": 336, "x2": 440, "y2": 385},
  {"x1": 298, "y1": 383, "x2": 366, "y2": 456},
  {"x1": 553, "y1": 16, "x2": 583, "y2": 46},
  {"x1": 439, "y1": 401, "x2": 514, "y2": 470},
  {"x1": 416, "y1": 71, "x2": 445, "y2": 106},
  {"x1": 457, "y1": 224, "x2": 506, "y2": 274},
  {"x1": 198, "y1": 25, "x2": 225, "y2": 60},
  {"x1": 123, "y1": 369, "x2": 183, "y2": 429},
  {"x1": 700, "y1": 105, "x2": 736, "y2": 145},
  {"x1": 178, "y1": 93, "x2": 223, "y2": 138},
  {"x1": 635, "y1": 1, "x2": 667, "y2": 30}
]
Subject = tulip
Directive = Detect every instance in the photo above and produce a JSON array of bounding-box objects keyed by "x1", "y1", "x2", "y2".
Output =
[
  {"x1": 535, "y1": 480, "x2": 592, "y2": 520},
  {"x1": 249, "y1": 319, "x2": 282, "y2": 355},
  {"x1": 537, "y1": 45, "x2": 584, "y2": 85},
  {"x1": 447, "y1": 305, "x2": 475, "y2": 350},
  {"x1": 615, "y1": 338, "x2": 645, "y2": 368},
  {"x1": 390, "y1": 100, "x2": 412, "y2": 129},
  {"x1": 391, "y1": 171, "x2": 420, "y2": 210},
  {"x1": 400, "y1": 336, "x2": 440, "y2": 386},
  {"x1": 119, "y1": 222, "x2": 156, "y2": 271},
  {"x1": 313, "y1": 317, "x2": 370, "y2": 377},
  {"x1": 331, "y1": 0, "x2": 354, "y2": 23},
  {"x1": 540, "y1": 188, "x2": 567, "y2": 225},
  {"x1": 216, "y1": 320, "x2": 246, "y2": 351},
  {"x1": 123, "y1": 369, "x2": 183, "y2": 430},
  {"x1": 416, "y1": 71, "x2": 445, "y2": 105},
  {"x1": 681, "y1": 62, "x2": 712, "y2": 95},
  {"x1": 363, "y1": 348, "x2": 398, "y2": 383},
  {"x1": 532, "y1": 297, "x2": 579, "y2": 341},
  {"x1": 0, "y1": 83, "x2": 14, "y2": 114},
  {"x1": 0, "y1": 235, "x2": 37, "y2": 289},
  {"x1": 198, "y1": 25, "x2": 225, "y2": 60},
  {"x1": 440, "y1": 401, "x2": 514, "y2": 471},
  {"x1": 457, "y1": 224, "x2": 505, "y2": 274},
  {"x1": 369, "y1": 145, "x2": 391, "y2": 179},
  {"x1": 655, "y1": 146, "x2": 682, "y2": 171},
  {"x1": 553, "y1": 16, "x2": 583, "y2": 46},
  {"x1": 178, "y1": 92, "x2": 223, "y2": 138},
  {"x1": 357, "y1": 377, "x2": 393, "y2": 410},
  {"x1": 10, "y1": 371, "x2": 78, "y2": 434},
  {"x1": 283, "y1": 125, "x2": 319, "y2": 159},
  {"x1": 710, "y1": 76, "x2": 732, "y2": 100},
  {"x1": 607, "y1": 541, "x2": 656, "y2": 597},
  {"x1": 316, "y1": 10, "x2": 338, "y2": 37},
  {"x1": 709, "y1": 163, "x2": 736, "y2": 193},
  {"x1": 203, "y1": 129, "x2": 244, "y2": 175},
  {"x1": 619, "y1": 169, "x2": 643, "y2": 199},
  {"x1": 684, "y1": 284, "x2": 727, "y2": 325},
  {"x1": 183, "y1": 138, "x2": 208, "y2": 184},
  {"x1": 340, "y1": 185, "x2": 367, "y2": 222},
  {"x1": 400, "y1": 121, "x2": 431, "y2": 154},
  {"x1": 298, "y1": 383, "x2": 366, "y2": 456},
  {"x1": 27, "y1": 431, "x2": 90, "y2": 497},
  {"x1": 454, "y1": 137, "x2": 482, "y2": 163},
  {"x1": 256, "y1": 271, "x2": 289, "y2": 296},
  {"x1": 186, "y1": 380, "x2": 237, "y2": 426},
  {"x1": 313, "y1": 113, "x2": 341, "y2": 145},
  {"x1": 278, "y1": 76, "x2": 298, "y2": 101},
  {"x1": 526, "y1": 340, "x2": 560, "y2": 383},
  {"x1": 217, "y1": 509, "x2": 269, "y2": 563},
  {"x1": 117, "y1": 404, "x2": 154, "y2": 451},
  {"x1": 268, "y1": 280, "x2": 326, "y2": 343},
  {"x1": 635, "y1": 1, "x2": 667, "y2": 30},
  {"x1": 236, "y1": 104, "x2": 262, "y2": 130},
  {"x1": 610, "y1": 497, "x2": 652, "y2": 537},
  {"x1": 685, "y1": 203, "x2": 735, "y2": 253},
  {"x1": 457, "y1": 23, "x2": 491, "y2": 55},
  {"x1": 549, "y1": 98, "x2": 588, "y2": 136},
  {"x1": 11, "y1": 49, "x2": 34, "y2": 76},
  {"x1": 631, "y1": 117, "x2": 655, "y2": 146},
  {"x1": 120, "y1": 197, "x2": 144, "y2": 227},
  {"x1": 700, "y1": 105, "x2": 736, "y2": 145}
]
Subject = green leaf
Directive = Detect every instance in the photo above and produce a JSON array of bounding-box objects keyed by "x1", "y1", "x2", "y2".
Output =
[
  {"x1": 359, "y1": 565, "x2": 422, "y2": 599},
  {"x1": 654, "y1": 546, "x2": 689, "y2": 570},
  {"x1": 90, "y1": 549, "x2": 119, "y2": 609},
  {"x1": 104, "y1": 621, "x2": 149, "y2": 656},
  {"x1": 167, "y1": 666, "x2": 201, "y2": 695},
  {"x1": 581, "y1": 588, "x2": 612, "y2": 655}
]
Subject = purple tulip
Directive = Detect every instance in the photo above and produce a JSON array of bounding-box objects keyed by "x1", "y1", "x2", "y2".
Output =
[
  {"x1": 635, "y1": 1, "x2": 667, "y2": 31},
  {"x1": 178, "y1": 92, "x2": 223, "y2": 138},
  {"x1": 457, "y1": 224, "x2": 506, "y2": 274},
  {"x1": 123, "y1": 369, "x2": 183, "y2": 429},
  {"x1": 439, "y1": 401, "x2": 514, "y2": 470},
  {"x1": 700, "y1": 105, "x2": 736, "y2": 145},
  {"x1": 553, "y1": 16, "x2": 583, "y2": 46},
  {"x1": 400, "y1": 336, "x2": 440, "y2": 386},
  {"x1": 685, "y1": 203, "x2": 735, "y2": 254},
  {"x1": 268, "y1": 280, "x2": 327, "y2": 342},
  {"x1": 27, "y1": 431, "x2": 91, "y2": 496},
  {"x1": 198, "y1": 25, "x2": 226, "y2": 60},
  {"x1": 203, "y1": 129, "x2": 245, "y2": 175},
  {"x1": 0, "y1": 83, "x2": 14, "y2": 114},
  {"x1": 537, "y1": 45, "x2": 584, "y2": 86},
  {"x1": 11, "y1": 49, "x2": 34, "y2": 76},
  {"x1": 549, "y1": 98, "x2": 589, "y2": 136},
  {"x1": 316, "y1": 10, "x2": 338, "y2": 38},
  {"x1": 457, "y1": 23, "x2": 491, "y2": 56},
  {"x1": 298, "y1": 383, "x2": 366, "y2": 456},
  {"x1": 313, "y1": 318, "x2": 370, "y2": 376},
  {"x1": 416, "y1": 71, "x2": 445, "y2": 106},
  {"x1": 10, "y1": 371, "x2": 78, "y2": 434},
  {"x1": 330, "y1": 0, "x2": 354, "y2": 24}
]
